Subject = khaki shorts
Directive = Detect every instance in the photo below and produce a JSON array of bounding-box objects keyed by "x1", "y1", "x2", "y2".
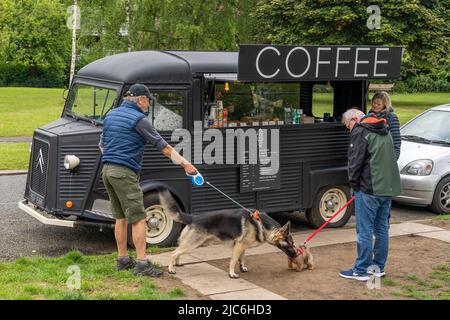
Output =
[{"x1": 102, "y1": 163, "x2": 146, "y2": 225}]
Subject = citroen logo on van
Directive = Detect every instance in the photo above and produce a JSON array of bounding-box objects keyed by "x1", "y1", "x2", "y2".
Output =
[{"x1": 35, "y1": 148, "x2": 45, "y2": 174}]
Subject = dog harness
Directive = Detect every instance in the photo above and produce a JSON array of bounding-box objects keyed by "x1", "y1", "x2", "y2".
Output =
[{"x1": 288, "y1": 246, "x2": 305, "y2": 261}]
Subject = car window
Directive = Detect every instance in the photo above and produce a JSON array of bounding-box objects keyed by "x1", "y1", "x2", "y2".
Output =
[{"x1": 402, "y1": 110, "x2": 450, "y2": 142}]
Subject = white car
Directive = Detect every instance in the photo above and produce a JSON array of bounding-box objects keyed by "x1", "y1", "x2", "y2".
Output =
[{"x1": 394, "y1": 104, "x2": 450, "y2": 214}]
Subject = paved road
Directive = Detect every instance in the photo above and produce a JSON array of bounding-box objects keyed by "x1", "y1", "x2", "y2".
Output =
[
  {"x1": 0, "y1": 137, "x2": 32, "y2": 143},
  {"x1": 0, "y1": 175, "x2": 116, "y2": 261},
  {"x1": 0, "y1": 175, "x2": 437, "y2": 261}
]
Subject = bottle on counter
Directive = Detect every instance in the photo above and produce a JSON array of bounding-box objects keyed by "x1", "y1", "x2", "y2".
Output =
[
  {"x1": 223, "y1": 108, "x2": 228, "y2": 127},
  {"x1": 204, "y1": 111, "x2": 209, "y2": 128},
  {"x1": 208, "y1": 115, "x2": 214, "y2": 128}
]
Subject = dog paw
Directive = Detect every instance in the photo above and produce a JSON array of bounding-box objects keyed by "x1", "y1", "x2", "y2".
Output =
[
  {"x1": 240, "y1": 265, "x2": 248, "y2": 272},
  {"x1": 168, "y1": 269, "x2": 177, "y2": 275},
  {"x1": 229, "y1": 272, "x2": 240, "y2": 279}
]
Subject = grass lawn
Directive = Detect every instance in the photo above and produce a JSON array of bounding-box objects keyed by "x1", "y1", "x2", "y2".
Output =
[
  {"x1": 0, "y1": 143, "x2": 30, "y2": 170},
  {"x1": 0, "y1": 251, "x2": 187, "y2": 300},
  {"x1": 435, "y1": 214, "x2": 450, "y2": 221},
  {"x1": 389, "y1": 92, "x2": 450, "y2": 124},
  {"x1": 389, "y1": 264, "x2": 450, "y2": 300},
  {"x1": 313, "y1": 92, "x2": 450, "y2": 125},
  {"x1": 0, "y1": 87, "x2": 64, "y2": 137}
]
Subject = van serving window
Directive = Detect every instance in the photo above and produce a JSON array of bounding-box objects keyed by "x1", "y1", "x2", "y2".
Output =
[{"x1": 205, "y1": 82, "x2": 300, "y2": 127}]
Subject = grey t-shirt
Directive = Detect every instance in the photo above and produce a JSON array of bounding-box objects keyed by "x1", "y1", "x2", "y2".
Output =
[{"x1": 99, "y1": 118, "x2": 169, "y2": 152}]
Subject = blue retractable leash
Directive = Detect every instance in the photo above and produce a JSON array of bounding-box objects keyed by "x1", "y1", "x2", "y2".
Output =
[
  {"x1": 185, "y1": 171, "x2": 254, "y2": 215},
  {"x1": 186, "y1": 171, "x2": 205, "y2": 187}
]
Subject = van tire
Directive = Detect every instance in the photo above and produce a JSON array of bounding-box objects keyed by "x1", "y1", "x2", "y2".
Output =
[
  {"x1": 306, "y1": 185, "x2": 353, "y2": 228},
  {"x1": 430, "y1": 176, "x2": 450, "y2": 214},
  {"x1": 127, "y1": 191, "x2": 183, "y2": 248}
]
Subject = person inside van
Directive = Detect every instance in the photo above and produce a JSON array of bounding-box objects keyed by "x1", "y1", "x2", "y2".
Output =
[{"x1": 367, "y1": 91, "x2": 401, "y2": 159}]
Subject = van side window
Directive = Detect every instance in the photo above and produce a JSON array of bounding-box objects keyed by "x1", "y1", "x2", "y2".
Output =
[
  {"x1": 69, "y1": 84, "x2": 117, "y2": 122},
  {"x1": 150, "y1": 92, "x2": 184, "y2": 131},
  {"x1": 312, "y1": 84, "x2": 334, "y2": 120}
]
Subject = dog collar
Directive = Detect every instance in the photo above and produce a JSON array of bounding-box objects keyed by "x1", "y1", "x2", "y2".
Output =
[{"x1": 251, "y1": 210, "x2": 260, "y2": 221}]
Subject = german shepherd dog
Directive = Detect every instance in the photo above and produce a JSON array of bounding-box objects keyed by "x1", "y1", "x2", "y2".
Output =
[{"x1": 158, "y1": 190, "x2": 298, "y2": 279}]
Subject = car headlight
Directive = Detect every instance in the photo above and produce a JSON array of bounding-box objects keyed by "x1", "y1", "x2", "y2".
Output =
[
  {"x1": 401, "y1": 159, "x2": 433, "y2": 176},
  {"x1": 64, "y1": 155, "x2": 80, "y2": 170}
]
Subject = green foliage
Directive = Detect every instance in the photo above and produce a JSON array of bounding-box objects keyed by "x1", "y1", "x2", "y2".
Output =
[
  {"x1": 0, "y1": 0, "x2": 448, "y2": 91},
  {"x1": 72, "y1": 0, "x2": 258, "y2": 67},
  {"x1": 1, "y1": 0, "x2": 258, "y2": 87},
  {"x1": 0, "y1": 0, "x2": 71, "y2": 87},
  {"x1": 253, "y1": 0, "x2": 450, "y2": 92}
]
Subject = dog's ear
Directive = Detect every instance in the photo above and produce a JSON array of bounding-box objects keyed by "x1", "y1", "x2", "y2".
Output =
[{"x1": 281, "y1": 221, "x2": 291, "y2": 235}]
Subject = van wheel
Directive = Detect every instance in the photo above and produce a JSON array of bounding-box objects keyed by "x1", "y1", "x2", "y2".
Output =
[
  {"x1": 306, "y1": 185, "x2": 353, "y2": 228},
  {"x1": 127, "y1": 191, "x2": 182, "y2": 248},
  {"x1": 430, "y1": 176, "x2": 450, "y2": 214}
]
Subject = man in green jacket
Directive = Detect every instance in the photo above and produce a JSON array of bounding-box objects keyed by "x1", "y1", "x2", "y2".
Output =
[{"x1": 339, "y1": 109, "x2": 401, "y2": 281}]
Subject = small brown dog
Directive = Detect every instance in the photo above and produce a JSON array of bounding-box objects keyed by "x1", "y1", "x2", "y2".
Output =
[{"x1": 287, "y1": 244, "x2": 314, "y2": 272}]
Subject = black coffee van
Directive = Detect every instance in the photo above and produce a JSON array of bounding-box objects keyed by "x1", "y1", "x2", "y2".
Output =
[{"x1": 19, "y1": 45, "x2": 403, "y2": 246}]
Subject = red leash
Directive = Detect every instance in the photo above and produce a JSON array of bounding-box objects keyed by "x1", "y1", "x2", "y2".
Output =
[{"x1": 301, "y1": 196, "x2": 355, "y2": 247}]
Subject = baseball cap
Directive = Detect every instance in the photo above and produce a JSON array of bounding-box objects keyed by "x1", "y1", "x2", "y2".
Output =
[{"x1": 124, "y1": 84, "x2": 153, "y2": 99}]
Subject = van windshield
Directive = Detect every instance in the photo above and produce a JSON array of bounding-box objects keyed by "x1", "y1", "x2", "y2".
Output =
[{"x1": 67, "y1": 84, "x2": 118, "y2": 123}]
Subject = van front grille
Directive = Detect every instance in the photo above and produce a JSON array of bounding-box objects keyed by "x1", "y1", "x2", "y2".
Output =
[{"x1": 30, "y1": 138, "x2": 50, "y2": 203}]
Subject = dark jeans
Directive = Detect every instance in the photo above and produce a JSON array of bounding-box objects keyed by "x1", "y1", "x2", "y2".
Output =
[{"x1": 353, "y1": 191, "x2": 391, "y2": 274}]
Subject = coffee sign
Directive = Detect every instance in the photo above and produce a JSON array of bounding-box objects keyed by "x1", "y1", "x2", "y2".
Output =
[{"x1": 238, "y1": 44, "x2": 403, "y2": 81}]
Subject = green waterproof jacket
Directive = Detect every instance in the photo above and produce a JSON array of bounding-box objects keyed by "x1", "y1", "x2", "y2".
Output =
[{"x1": 348, "y1": 116, "x2": 401, "y2": 197}]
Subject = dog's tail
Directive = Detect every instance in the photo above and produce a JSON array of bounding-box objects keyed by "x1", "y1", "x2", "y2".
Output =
[{"x1": 158, "y1": 189, "x2": 192, "y2": 225}]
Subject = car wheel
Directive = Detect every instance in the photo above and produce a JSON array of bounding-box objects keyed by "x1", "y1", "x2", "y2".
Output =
[
  {"x1": 306, "y1": 185, "x2": 354, "y2": 228},
  {"x1": 127, "y1": 191, "x2": 183, "y2": 248},
  {"x1": 431, "y1": 176, "x2": 450, "y2": 214}
]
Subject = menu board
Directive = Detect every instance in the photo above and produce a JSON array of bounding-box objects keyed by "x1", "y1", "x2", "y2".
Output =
[{"x1": 240, "y1": 150, "x2": 280, "y2": 193}]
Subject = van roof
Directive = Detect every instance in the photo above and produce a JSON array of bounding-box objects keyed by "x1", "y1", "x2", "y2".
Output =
[{"x1": 76, "y1": 50, "x2": 238, "y2": 84}]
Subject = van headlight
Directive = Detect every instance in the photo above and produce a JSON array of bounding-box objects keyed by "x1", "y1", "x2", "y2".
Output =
[
  {"x1": 401, "y1": 159, "x2": 433, "y2": 176},
  {"x1": 64, "y1": 155, "x2": 80, "y2": 170}
]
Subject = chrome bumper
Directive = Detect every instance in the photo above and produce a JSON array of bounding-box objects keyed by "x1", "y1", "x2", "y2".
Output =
[{"x1": 18, "y1": 200, "x2": 74, "y2": 228}]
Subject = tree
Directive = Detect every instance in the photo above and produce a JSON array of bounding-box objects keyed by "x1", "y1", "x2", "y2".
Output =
[
  {"x1": 253, "y1": 0, "x2": 450, "y2": 91},
  {"x1": 73, "y1": 0, "x2": 258, "y2": 62},
  {"x1": 0, "y1": 0, "x2": 71, "y2": 86}
]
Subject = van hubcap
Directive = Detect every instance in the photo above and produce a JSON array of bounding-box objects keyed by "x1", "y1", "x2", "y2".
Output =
[
  {"x1": 145, "y1": 204, "x2": 173, "y2": 243},
  {"x1": 440, "y1": 183, "x2": 450, "y2": 209},
  {"x1": 320, "y1": 188, "x2": 347, "y2": 221}
]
